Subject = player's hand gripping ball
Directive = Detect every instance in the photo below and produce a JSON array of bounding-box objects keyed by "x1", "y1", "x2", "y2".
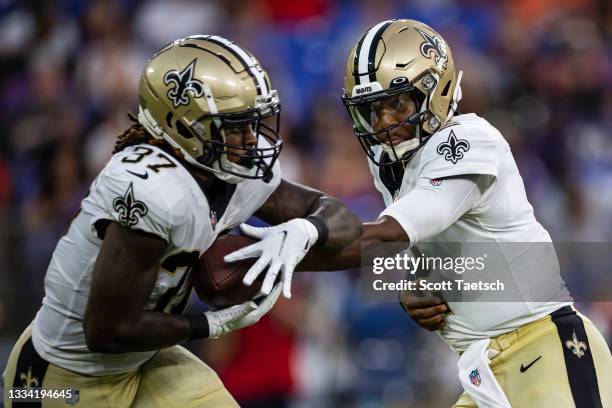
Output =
[{"x1": 194, "y1": 234, "x2": 267, "y2": 309}]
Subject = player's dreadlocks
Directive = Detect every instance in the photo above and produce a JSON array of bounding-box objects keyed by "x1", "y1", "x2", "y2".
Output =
[{"x1": 113, "y1": 113, "x2": 184, "y2": 159}]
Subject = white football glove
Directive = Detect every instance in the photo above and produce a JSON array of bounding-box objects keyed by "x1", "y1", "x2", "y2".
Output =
[
  {"x1": 224, "y1": 219, "x2": 319, "y2": 298},
  {"x1": 204, "y1": 283, "x2": 282, "y2": 338}
]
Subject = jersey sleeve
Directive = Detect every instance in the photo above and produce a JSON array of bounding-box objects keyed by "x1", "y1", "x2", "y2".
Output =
[
  {"x1": 380, "y1": 176, "x2": 483, "y2": 243},
  {"x1": 82, "y1": 153, "x2": 189, "y2": 244},
  {"x1": 419, "y1": 125, "x2": 499, "y2": 180}
]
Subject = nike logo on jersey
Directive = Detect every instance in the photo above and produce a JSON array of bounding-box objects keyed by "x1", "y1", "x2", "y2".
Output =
[
  {"x1": 520, "y1": 356, "x2": 542, "y2": 373},
  {"x1": 126, "y1": 170, "x2": 149, "y2": 179}
]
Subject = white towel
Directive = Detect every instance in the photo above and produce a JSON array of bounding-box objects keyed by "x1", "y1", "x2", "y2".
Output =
[{"x1": 457, "y1": 338, "x2": 511, "y2": 408}]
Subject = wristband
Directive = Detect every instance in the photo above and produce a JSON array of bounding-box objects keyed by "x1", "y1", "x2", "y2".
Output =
[
  {"x1": 186, "y1": 314, "x2": 210, "y2": 339},
  {"x1": 305, "y1": 216, "x2": 329, "y2": 247}
]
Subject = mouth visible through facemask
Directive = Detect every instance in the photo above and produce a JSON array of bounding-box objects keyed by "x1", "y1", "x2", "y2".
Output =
[{"x1": 237, "y1": 151, "x2": 257, "y2": 169}]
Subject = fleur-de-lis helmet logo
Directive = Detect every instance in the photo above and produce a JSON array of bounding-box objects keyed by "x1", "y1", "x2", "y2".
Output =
[
  {"x1": 436, "y1": 131, "x2": 470, "y2": 164},
  {"x1": 113, "y1": 183, "x2": 148, "y2": 227},
  {"x1": 163, "y1": 59, "x2": 205, "y2": 108},
  {"x1": 415, "y1": 27, "x2": 448, "y2": 70}
]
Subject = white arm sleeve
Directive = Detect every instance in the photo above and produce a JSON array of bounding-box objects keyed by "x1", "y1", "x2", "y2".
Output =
[{"x1": 380, "y1": 176, "x2": 487, "y2": 243}]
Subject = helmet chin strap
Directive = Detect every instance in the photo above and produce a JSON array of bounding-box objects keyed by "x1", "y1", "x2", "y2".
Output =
[
  {"x1": 381, "y1": 138, "x2": 420, "y2": 159},
  {"x1": 210, "y1": 126, "x2": 260, "y2": 184},
  {"x1": 212, "y1": 155, "x2": 255, "y2": 184}
]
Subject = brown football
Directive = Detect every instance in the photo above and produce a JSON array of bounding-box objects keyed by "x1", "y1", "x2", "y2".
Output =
[{"x1": 193, "y1": 234, "x2": 265, "y2": 309}]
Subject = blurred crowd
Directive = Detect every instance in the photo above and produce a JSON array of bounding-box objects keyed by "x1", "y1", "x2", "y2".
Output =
[{"x1": 1, "y1": 0, "x2": 611, "y2": 407}]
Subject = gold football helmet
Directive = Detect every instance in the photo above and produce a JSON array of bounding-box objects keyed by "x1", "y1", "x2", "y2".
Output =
[
  {"x1": 342, "y1": 19, "x2": 462, "y2": 166},
  {"x1": 138, "y1": 35, "x2": 281, "y2": 183}
]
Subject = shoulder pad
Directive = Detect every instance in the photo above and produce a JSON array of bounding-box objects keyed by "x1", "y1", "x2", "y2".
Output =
[
  {"x1": 89, "y1": 146, "x2": 193, "y2": 242},
  {"x1": 419, "y1": 120, "x2": 500, "y2": 180}
]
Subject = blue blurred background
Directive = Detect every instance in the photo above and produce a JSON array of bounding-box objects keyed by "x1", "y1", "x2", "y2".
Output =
[{"x1": 0, "y1": 0, "x2": 611, "y2": 407}]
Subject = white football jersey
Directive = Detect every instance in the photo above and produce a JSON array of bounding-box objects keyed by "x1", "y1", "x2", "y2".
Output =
[
  {"x1": 32, "y1": 143, "x2": 281, "y2": 375},
  {"x1": 369, "y1": 113, "x2": 572, "y2": 352}
]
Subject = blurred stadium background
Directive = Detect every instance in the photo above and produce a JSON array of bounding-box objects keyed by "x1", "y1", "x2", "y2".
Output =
[{"x1": 0, "y1": 0, "x2": 611, "y2": 407}]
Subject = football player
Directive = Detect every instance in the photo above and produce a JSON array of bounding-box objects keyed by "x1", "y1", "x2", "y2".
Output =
[
  {"x1": 2, "y1": 35, "x2": 360, "y2": 408},
  {"x1": 291, "y1": 19, "x2": 611, "y2": 407}
]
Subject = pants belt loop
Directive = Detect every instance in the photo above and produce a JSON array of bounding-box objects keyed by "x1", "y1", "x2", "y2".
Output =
[{"x1": 496, "y1": 331, "x2": 519, "y2": 351}]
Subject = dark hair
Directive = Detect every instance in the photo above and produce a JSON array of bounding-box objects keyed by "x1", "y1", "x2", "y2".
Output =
[{"x1": 113, "y1": 113, "x2": 184, "y2": 159}]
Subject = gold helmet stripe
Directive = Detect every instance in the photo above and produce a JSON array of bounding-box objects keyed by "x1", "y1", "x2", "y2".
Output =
[
  {"x1": 202, "y1": 35, "x2": 269, "y2": 97},
  {"x1": 354, "y1": 19, "x2": 394, "y2": 85}
]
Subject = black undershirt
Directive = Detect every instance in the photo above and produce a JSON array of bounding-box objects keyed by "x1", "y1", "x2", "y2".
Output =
[
  {"x1": 192, "y1": 170, "x2": 237, "y2": 222},
  {"x1": 378, "y1": 153, "x2": 406, "y2": 198}
]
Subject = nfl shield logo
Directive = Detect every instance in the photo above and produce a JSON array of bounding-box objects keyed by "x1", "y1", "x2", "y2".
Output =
[
  {"x1": 66, "y1": 389, "x2": 80, "y2": 405},
  {"x1": 469, "y1": 369, "x2": 481, "y2": 387},
  {"x1": 210, "y1": 209, "x2": 218, "y2": 231}
]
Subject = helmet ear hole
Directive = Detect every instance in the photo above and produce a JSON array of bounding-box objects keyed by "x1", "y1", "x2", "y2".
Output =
[
  {"x1": 175, "y1": 121, "x2": 194, "y2": 139},
  {"x1": 197, "y1": 144, "x2": 215, "y2": 165},
  {"x1": 440, "y1": 80, "x2": 452, "y2": 97}
]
